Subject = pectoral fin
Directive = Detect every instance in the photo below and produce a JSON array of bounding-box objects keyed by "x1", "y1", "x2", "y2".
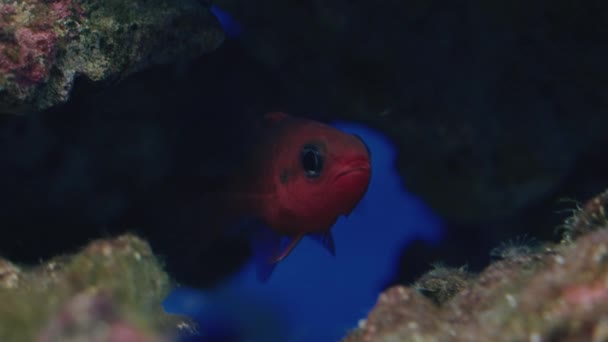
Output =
[
  {"x1": 251, "y1": 223, "x2": 304, "y2": 281},
  {"x1": 308, "y1": 232, "x2": 336, "y2": 256},
  {"x1": 272, "y1": 234, "x2": 304, "y2": 263}
]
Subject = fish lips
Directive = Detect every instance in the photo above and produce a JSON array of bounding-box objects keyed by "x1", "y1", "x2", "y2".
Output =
[{"x1": 334, "y1": 159, "x2": 371, "y2": 181}]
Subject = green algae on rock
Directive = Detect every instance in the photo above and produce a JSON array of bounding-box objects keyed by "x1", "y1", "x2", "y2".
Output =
[
  {"x1": 560, "y1": 188, "x2": 608, "y2": 243},
  {"x1": 413, "y1": 264, "x2": 473, "y2": 306},
  {"x1": 344, "y1": 189, "x2": 608, "y2": 342},
  {"x1": 0, "y1": 0, "x2": 224, "y2": 115},
  {"x1": 0, "y1": 234, "x2": 192, "y2": 341}
]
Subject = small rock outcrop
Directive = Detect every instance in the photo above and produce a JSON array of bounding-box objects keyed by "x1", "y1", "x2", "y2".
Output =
[
  {"x1": 344, "y1": 189, "x2": 608, "y2": 341},
  {"x1": 0, "y1": 0, "x2": 224, "y2": 114},
  {"x1": 0, "y1": 234, "x2": 192, "y2": 341}
]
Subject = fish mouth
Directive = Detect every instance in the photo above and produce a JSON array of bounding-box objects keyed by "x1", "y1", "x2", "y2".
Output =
[{"x1": 334, "y1": 161, "x2": 371, "y2": 181}]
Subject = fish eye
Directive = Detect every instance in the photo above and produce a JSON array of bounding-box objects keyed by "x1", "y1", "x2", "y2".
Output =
[{"x1": 301, "y1": 144, "x2": 324, "y2": 178}]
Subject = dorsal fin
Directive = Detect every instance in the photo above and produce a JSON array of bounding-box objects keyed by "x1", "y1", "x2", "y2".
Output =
[{"x1": 264, "y1": 112, "x2": 290, "y2": 124}]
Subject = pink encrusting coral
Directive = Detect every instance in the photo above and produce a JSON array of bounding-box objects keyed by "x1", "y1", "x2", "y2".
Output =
[
  {"x1": 0, "y1": 0, "x2": 82, "y2": 88},
  {"x1": 50, "y1": 0, "x2": 85, "y2": 20},
  {"x1": 9, "y1": 28, "x2": 58, "y2": 85}
]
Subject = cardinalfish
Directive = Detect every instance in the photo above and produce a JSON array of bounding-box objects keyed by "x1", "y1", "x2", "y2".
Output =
[{"x1": 215, "y1": 112, "x2": 372, "y2": 281}]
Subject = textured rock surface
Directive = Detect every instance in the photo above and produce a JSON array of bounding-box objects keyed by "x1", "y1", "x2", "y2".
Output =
[
  {"x1": 343, "y1": 189, "x2": 608, "y2": 341},
  {"x1": 0, "y1": 234, "x2": 192, "y2": 341},
  {"x1": 0, "y1": 0, "x2": 223, "y2": 114}
]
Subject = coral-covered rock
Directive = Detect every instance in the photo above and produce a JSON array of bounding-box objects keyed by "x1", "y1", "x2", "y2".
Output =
[
  {"x1": 0, "y1": 0, "x2": 224, "y2": 114},
  {"x1": 37, "y1": 292, "x2": 168, "y2": 342},
  {"x1": 0, "y1": 234, "x2": 192, "y2": 341},
  {"x1": 561, "y1": 188, "x2": 608, "y2": 242},
  {"x1": 413, "y1": 265, "x2": 472, "y2": 305},
  {"x1": 344, "y1": 189, "x2": 608, "y2": 341}
]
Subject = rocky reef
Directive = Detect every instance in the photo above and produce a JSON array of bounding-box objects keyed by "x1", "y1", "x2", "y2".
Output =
[
  {"x1": 343, "y1": 188, "x2": 608, "y2": 341},
  {"x1": 0, "y1": 234, "x2": 191, "y2": 341},
  {"x1": 0, "y1": 0, "x2": 223, "y2": 115},
  {"x1": 0, "y1": 1, "x2": 606, "y2": 337}
]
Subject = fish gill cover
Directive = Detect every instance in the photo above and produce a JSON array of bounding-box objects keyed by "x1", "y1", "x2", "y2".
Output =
[{"x1": 163, "y1": 122, "x2": 444, "y2": 341}]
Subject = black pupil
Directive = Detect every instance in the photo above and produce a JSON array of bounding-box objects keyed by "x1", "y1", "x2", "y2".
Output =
[{"x1": 301, "y1": 144, "x2": 323, "y2": 178}]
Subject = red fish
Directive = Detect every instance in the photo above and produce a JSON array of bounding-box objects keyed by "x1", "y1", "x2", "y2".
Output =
[{"x1": 221, "y1": 112, "x2": 372, "y2": 280}]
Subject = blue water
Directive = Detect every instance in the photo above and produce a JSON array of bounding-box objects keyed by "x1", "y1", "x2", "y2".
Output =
[
  {"x1": 164, "y1": 122, "x2": 444, "y2": 341},
  {"x1": 211, "y1": 5, "x2": 243, "y2": 39}
]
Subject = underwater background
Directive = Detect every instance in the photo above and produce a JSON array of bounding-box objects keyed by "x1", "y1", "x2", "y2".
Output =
[{"x1": 0, "y1": 0, "x2": 607, "y2": 341}]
